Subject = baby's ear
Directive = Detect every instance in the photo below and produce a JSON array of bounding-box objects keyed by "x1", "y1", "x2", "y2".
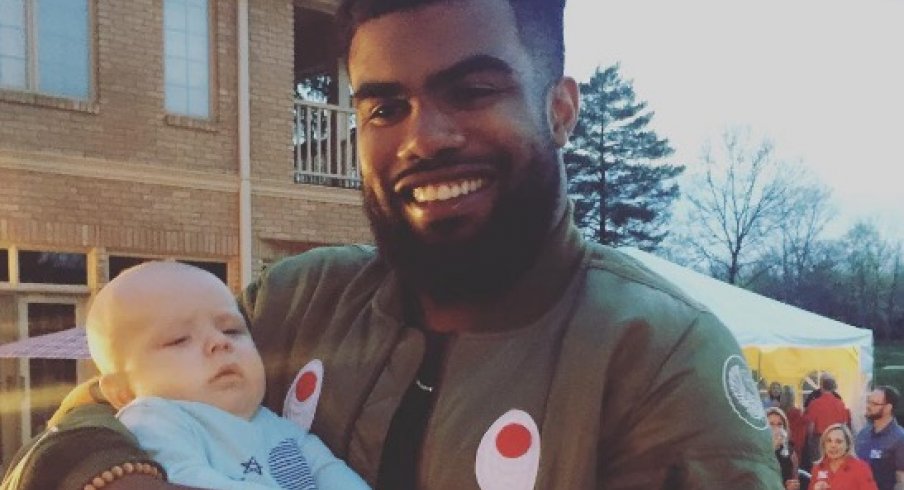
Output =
[{"x1": 98, "y1": 372, "x2": 136, "y2": 409}]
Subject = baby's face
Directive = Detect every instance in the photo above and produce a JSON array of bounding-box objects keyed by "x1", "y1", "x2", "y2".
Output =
[{"x1": 117, "y1": 271, "x2": 265, "y2": 419}]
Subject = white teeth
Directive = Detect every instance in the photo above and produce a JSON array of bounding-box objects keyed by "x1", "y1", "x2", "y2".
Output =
[{"x1": 411, "y1": 178, "x2": 487, "y2": 203}]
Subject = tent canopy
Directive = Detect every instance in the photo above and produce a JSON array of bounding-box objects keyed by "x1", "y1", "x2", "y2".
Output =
[
  {"x1": 0, "y1": 326, "x2": 90, "y2": 359},
  {"x1": 618, "y1": 247, "x2": 873, "y2": 428},
  {"x1": 618, "y1": 247, "x2": 872, "y2": 349}
]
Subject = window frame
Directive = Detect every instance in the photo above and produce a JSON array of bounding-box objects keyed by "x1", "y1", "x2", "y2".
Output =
[
  {"x1": 0, "y1": 0, "x2": 96, "y2": 102},
  {"x1": 162, "y1": 0, "x2": 216, "y2": 121},
  {"x1": 0, "y1": 247, "x2": 9, "y2": 283},
  {"x1": 107, "y1": 253, "x2": 229, "y2": 285}
]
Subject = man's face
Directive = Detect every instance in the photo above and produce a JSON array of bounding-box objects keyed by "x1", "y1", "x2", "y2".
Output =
[
  {"x1": 348, "y1": 0, "x2": 572, "y2": 301},
  {"x1": 116, "y1": 270, "x2": 266, "y2": 420},
  {"x1": 866, "y1": 389, "x2": 890, "y2": 421}
]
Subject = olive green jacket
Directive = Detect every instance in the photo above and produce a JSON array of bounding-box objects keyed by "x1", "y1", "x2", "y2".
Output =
[
  {"x1": 242, "y1": 217, "x2": 781, "y2": 489},
  {"x1": 3, "y1": 215, "x2": 781, "y2": 489}
]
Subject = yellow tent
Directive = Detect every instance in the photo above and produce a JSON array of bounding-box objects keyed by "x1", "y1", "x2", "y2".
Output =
[{"x1": 620, "y1": 248, "x2": 874, "y2": 431}]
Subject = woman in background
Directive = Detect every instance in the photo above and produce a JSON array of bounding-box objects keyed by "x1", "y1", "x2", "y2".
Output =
[
  {"x1": 780, "y1": 385, "x2": 807, "y2": 461},
  {"x1": 808, "y1": 423, "x2": 876, "y2": 490},
  {"x1": 768, "y1": 407, "x2": 801, "y2": 490}
]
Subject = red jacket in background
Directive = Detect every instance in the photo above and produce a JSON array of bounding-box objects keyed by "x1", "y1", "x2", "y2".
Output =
[
  {"x1": 808, "y1": 456, "x2": 877, "y2": 490},
  {"x1": 806, "y1": 393, "x2": 850, "y2": 434}
]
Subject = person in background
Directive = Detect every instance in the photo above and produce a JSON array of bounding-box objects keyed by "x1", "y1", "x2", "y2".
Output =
[
  {"x1": 805, "y1": 375, "x2": 845, "y2": 409},
  {"x1": 764, "y1": 382, "x2": 783, "y2": 408},
  {"x1": 809, "y1": 423, "x2": 877, "y2": 490},
  {"x1": 856, "y1": 386, "x2": 904, "y2": 490},
  {"x1": 782, "y1": 385, "x2": 808, "y2": 461},
  {"x1": 806, "y1": 375, "x2": 851, "y2": 470},
  {"x1": 768, "y1": 407, "x2": 801, "y2": 490}
]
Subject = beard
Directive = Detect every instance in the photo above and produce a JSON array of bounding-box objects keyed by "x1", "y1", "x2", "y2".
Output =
[
  {"x1": 364, "y1": 140, "x2": 562, "y2": 304},
  {"x1": 866, "y1": 410, "x2": 883, "y2": 421}
]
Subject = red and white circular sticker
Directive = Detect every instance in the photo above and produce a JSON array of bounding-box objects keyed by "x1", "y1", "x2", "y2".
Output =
[
  {"x1": 475, "y1": 409, "x2": 540, "y2": 490},
  {"x1": 282, "y1": 359, "x2": 323, "y2": 431}
]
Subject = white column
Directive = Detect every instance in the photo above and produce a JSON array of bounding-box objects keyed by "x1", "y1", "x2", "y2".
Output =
[{"x1": 237, "y1": 0, "x2": 253, "y2": 287}]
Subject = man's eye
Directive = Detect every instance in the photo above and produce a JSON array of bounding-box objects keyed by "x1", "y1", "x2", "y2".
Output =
[
  {"x1": 163, "y1": 336, "x2": 189, "y2": 347},
  {"x1": 448, "y1": 85, "x2": 501, "y2": 107},
  {"x1": 365, "y1": 99, "x2": 408, "y2": 125}
]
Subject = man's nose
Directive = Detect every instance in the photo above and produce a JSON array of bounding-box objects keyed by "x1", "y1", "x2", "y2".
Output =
[{"x1": 396, "y1": 101, "x2": 465, "y2": 162}]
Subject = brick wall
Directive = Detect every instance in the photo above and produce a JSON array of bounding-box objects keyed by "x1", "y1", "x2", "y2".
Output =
[
  {"x1": 249, "y1": 0, "x2": 295, "y2": 182},
  {"x1": 0, "y1": 166, "x2": 240, "y2": 286},
  {"x1": 253, "y1": 193, "x2": 372, "y2": 249},
  {"x1": 0, "y1": 0, "x2": 369, "y2": 287},
  {"x1": 0, "y1": 0, "x2": 239, "y2": 173}
]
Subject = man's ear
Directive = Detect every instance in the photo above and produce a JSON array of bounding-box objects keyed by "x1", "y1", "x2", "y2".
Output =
[
  {"x1": 98, "y1": 372, "x2": 136, "y2": 410},
  {"x1": 548, "y1": 76, "x2": 580, "y2": 148}
]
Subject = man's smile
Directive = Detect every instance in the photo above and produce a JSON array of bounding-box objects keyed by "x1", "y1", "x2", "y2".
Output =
[
  {"x1": 391, "y1": 161, "x2": 500, "y2": 228},
  {"x1": 410, "y1": 177, "x2": 488, "y2": 204}
]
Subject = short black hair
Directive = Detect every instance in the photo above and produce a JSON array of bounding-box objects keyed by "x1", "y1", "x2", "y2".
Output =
[
  {"x1": 337, "y1": 0, "x2": 566, "y2": 87},
  {"x1": 879, "y1": 385, "x2": 901, "y2": 409}
]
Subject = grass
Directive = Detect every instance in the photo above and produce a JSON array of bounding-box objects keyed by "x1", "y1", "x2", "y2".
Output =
[{"x1": 872, "y1": 340, "x2": 904, "y2": 421}]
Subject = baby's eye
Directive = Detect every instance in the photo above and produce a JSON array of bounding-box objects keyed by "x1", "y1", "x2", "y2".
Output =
[
  {"x1": 163, "y1": 336, "x2": 189, "y2": 347},
  {"x1": 223, "y1": 328, "x2": 245, "y2": 336}
]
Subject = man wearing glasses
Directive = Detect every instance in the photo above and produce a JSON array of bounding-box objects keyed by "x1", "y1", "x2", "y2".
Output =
[{"x1": 856, "y1": 386, "x2": 904, "y2": 490}]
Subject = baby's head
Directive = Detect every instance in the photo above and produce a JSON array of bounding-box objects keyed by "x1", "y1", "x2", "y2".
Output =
[{"x1": 86, "y1": 261, "x2": 265, "y2": 419}]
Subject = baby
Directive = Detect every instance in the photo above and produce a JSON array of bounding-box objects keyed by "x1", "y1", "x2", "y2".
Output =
[{"x1": 85, "y1": 261, "x2": 369, "y2": 489}]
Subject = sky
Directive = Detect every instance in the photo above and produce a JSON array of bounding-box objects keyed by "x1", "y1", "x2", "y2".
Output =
[{"x1": 563, "y1": 0, "x2": 904, "y2": 242}]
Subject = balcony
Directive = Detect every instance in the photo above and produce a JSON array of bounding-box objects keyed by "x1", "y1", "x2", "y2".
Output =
[{"x1": 293, "y1": 98, "x2": 361, "y2": 189}]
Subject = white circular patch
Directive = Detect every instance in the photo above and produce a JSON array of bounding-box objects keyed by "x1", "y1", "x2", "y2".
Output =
[{"x1": 722, "y1": 354, "x2": 767, "y2": 430}]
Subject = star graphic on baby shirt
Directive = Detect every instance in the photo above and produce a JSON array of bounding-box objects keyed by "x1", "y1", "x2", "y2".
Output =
[{"x1": 241, "y1": 456, "x2": 263, "y2": 475}]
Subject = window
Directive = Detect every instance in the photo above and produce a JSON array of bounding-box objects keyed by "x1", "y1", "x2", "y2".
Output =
[
  {"x1": 0, "y1": 0, "x2": 27, "y2": 88},
  {"x1": 108, "y1": 255, "x2": 149, "y2": 280},
  {"x1": 181, "y1": 259, "x2": 227, "y2": 284},
  {"x1": 18, "y1": 250, "x2": 87, "y2": 285},
  {"x1": 109, "y1": 255, "x2": 227, "y2": 284},
  {"x1": 0, "y1": 0, "x2": 90, "y2": 99},
  {"x1": 164, "y1": 0, "x2": 210, "y2": 118},
  {"x1": 0, "y1": 248, "x2": 8, "y2": 282}
]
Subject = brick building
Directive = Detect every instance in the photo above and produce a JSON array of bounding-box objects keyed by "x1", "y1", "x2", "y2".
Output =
[{"x1": 0, "y1": 0, "x2": 370, "y2": 467}]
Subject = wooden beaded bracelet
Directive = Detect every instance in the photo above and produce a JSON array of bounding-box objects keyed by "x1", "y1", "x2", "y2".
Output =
[{"x1": 82, "y1": 461, "x2": 164, "y2": 490}]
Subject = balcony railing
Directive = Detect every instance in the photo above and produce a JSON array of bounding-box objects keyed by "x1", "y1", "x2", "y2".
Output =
[{"x1": 293, "y1": 98, "x2": 361, "y2": 189}]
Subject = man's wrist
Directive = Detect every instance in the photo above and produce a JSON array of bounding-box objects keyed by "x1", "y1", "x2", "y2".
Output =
[
  {"x1": 83, "y1": 462, "x2": 163, "y2": 490},
  {"x1": 105, "y1": 473, "x2": 187, "y2": 490}
]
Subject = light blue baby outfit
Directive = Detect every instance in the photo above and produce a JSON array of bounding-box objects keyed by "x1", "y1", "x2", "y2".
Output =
[{"x1": 118, "y1": 396, "x2": 369, "y2": 489}]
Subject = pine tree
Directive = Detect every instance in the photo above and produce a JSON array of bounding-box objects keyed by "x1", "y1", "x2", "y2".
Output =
[{"x1": 564, "y1": 64, "x2": 684, "y2": 250}]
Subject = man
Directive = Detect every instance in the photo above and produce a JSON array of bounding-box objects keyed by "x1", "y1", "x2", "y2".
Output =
[
  {"x1": 804, "y1": 375, "x2": 851, "y2": 469},
  {"x1": 856, "y1": 386, "x2": 904, "y2": 490},
  {"x1": 2, "y1": 0, "x2": 779, "y2": 488},
  {"x1": 764, "y1": 381, "x2": 782, "y2": 408},
  {"x1": 804, "y1": 376, "x2": 844, "y2": 409}
]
